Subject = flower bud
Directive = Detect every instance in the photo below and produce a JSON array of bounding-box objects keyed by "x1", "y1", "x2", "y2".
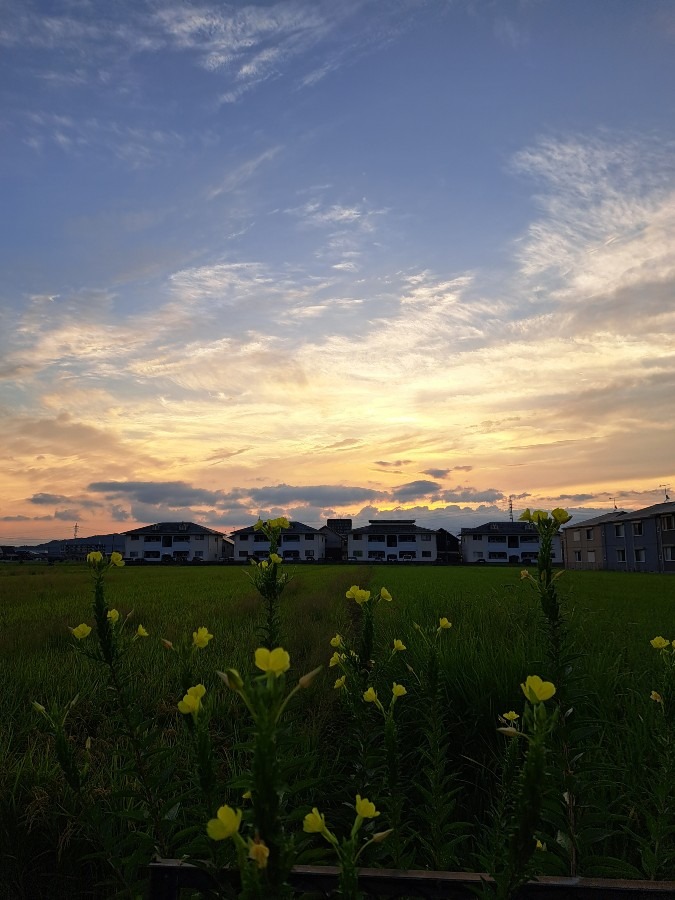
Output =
[
  {"x1": 372, "y1": 829, "x2": 394, "y2": 843},
  {"x1": 218, "y1": 668, "x2": 244, "y2": 692},
  {"x1": 298, "y1": 666, "x2": 322, "y2": 689},
  {"x1": 161, "y1": 639, "x2": 174, "y2": 651}
]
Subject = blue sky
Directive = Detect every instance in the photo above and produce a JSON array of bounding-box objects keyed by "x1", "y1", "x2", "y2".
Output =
[{"x1": 1, "y1": 0, "x2": 674, "y2": 541}]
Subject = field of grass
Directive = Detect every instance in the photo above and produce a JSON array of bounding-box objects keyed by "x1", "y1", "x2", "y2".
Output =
[{"x1": 1, "y1": 561, "x2": 674, "y2": 897}]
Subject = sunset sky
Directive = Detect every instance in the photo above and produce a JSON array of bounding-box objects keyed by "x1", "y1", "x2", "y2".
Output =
[{"x1": 2, "y1": 0, "x2": 674, "y2": 543}]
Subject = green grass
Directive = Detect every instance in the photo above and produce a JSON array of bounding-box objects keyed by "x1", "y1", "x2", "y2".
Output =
[{"x1": 1, "y1": 562, "x2": 674, "y2": 896}]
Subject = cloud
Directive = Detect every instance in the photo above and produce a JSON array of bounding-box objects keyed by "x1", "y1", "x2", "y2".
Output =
[
  {"x1": 29, "y1": 492, "x2": 71, "y2": 505},
  {"x1": 437, "y1": 487, "x2": 505, "y2": 503},
  {"x1": 390, "y1": 480, "x2": 442, "y2": 501},
  {"x1": 88, "y1": 480, "x2": 224, "y2": 507}
]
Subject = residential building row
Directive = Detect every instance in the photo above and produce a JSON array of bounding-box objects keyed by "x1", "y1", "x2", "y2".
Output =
[
  {"x1": 459, "y1": 521, "x2": 563, "y2": 566},
  {"x1": 561, "y1": 502, "x2": 675, "y2": 574}
]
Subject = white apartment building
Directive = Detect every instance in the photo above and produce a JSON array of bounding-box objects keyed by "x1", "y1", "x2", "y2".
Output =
[
  {"x1": 347, "y1": 519, "x2": 438, "y2": 562},
  {"x1": 231, "y1": 521, "x2": 326, "y2": 562},
  {"x1": 460, "y1": 521, "x2": 562, "y2": 565},
  {"x1": 123, "y1": 522, "x2": 230, "y2": 562}
]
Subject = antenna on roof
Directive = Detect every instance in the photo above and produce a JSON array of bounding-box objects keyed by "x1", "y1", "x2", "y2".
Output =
[
  {"x1": 659, "y1": 484, "x2": 671, "y2": 501},
  {"x1": 610, "y1": 496, "x2": 618, "y2": 510}
]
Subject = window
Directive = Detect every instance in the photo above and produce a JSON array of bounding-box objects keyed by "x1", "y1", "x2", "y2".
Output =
[
  {"x1": 398, "y1": 534, "x2": 416, "y2": 543},
  {"x1": 615, "y1": 524, "x2": 624, "y2": 538},
  {"x1": 585, "y1": 529, "x2": 593, "y2": 540},
  {"x1": 353, "y1": 550, "x2": 363, "y2": 558},
  {"x1": 368, "y1": 550, "x2": 385, "y2": 559},
  {"x1": 129, "y1": 551, "x2": 138, "y2": 558},
  {"x1": 194, "y1": 550, "x2": 204, "y2": 558},
  {"x1": 616, "y1": 548, "x2": 626, "y2": 563},
  {"x1": 573, "y1": 551, "x2": 581, "y2": 562},
  {"x1": 573, "y1": 531, "x2": 580, "y2": 542},
  {"x1": 305, "y1": 550, "x2": 314, "y2": 558},
  {"x1": 304, "y1": 533, "x2": 314, "y2": 540},
  {"x1": 472, "y1": 535, "x2": 482, "y2": 541},
  {"x1": 632, "y1": 522, "x2": 643, "y2": 536},
  {"x1": 239, "y1": 534, "x2": 249, "y2": 541},
  {"x1": 521, "y1": 551, "x2": 538, "y2": 561},
  {"x1": 634, "y1": 548, "x2": 646, "y2": 562},
  {"x1": 473, "y1": 552, "x2": 485, "y2": 560},
  {"x1": 587, "y1": 551, "x2": 595, "y2": 563},
  {"x1": 488, "y1": 551, "x2": 507, "y2": 559},
  {"x1": 352, "y1": 534, "x2": 362, "y2": 540},
  {"x1": 131, "y1": 535, "x2": 139, "y2": 541},
  {"x1": 144, "y1": 535, "x2": 160, "y2": 542},
  {"x1": 488, "y1": 536, "x2": 506, "y2": 543},
  {"x1": 664, "y1": 546, "x2": 674, "y2": 561},
  {"x1": 195, "y1": 534, "x2": 204, "y2": 541},
  {"x1": 283, "y1": 534, "x2": 300, "y2": 542},
  {"x1": 421, "y1": 534, "x2": 432, "y2": 541},
  {"x1": 421, "y1": 550, "x2": 431, "y2": 557},
  {"x1": 239, "y1": 551, "x2": 248, "y2": 558},
  {"x1": 368, "y1": 534, "x2": 384, "y2": 542},
  {"x1": 144, "y1": 550, "x2": 160, "y2": 559},
  {"x1": 662, "y1": 515, "x2": 675, "y2": 531},
  {"x1": 174, "y1": 535, "x2": 190, "y2": 542},
  {"x1": 520, "y1": 535, "x2": 538, "y2": 543},
  {"x1": 254, "y1": 534, "x2": 267, "y2": 542}
]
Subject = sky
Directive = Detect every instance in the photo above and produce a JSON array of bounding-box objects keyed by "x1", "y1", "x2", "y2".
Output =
[{"x1": 1, "y1": 0, "x2": 675, "y2": 543}]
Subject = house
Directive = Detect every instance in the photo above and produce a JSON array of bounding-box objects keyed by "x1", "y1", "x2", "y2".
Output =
[
  {"x1": 563, "y1": 502, "x2": 675, "y2": 573},
  {"x1": 231, "y1": 521, "x2": 326, "y2": 562},
  {"x1": 460, "y1": 521, "x2": 562, "y2": 565},
  {"x1": 347, "y1": 519, "x2": 438, "y2": 562},
  {"x1": 123, "y1": 522, "x2": 228, "y2": 563},
  {"x1": 319, "y1": 521, "x2": 351, "y2": 561},
  {"x1": 435, "y1": 528, "x2": 461, "y2": 564}
]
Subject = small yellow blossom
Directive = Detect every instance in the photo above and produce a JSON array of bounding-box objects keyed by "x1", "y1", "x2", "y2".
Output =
[
  {"x1": 520, "y1": 569, "x2": 530, "y2": 580},
  {"x1": 535, "y1": 838, "x2": 547, "y2": 851},
  {"x1": 329, "y1": 651, "x2": 342, "y2": 667},
  {"x1": 521, "y1": 675, "x2": 556, "y2": 703},
  {"x1": 32, "y1": 701, "x2": 47, "y2": 715},
  {"x1": 650, "y1": 691, "x2": 663, "y2": 704},
  {"x1": 650, "y1": 636, "x2": 670, "y2": 650},
  {"x1": 107, "y1": 608, "x2": 120, "y2": 624},
  {"x1": 87, "y1": 551, "x2": 103, "y2": 564},
  {"x1": 380, "y1": 587, "x2": 392, "y2": 601},
  {"x1": 110, "y1": 552, "x2": 124, "y2": 567},
  {"x1": 333, "y1": 677, "x2": 346, "y2": 691},
  {"x1": 71, "y1": 623, "x2": 92, "y2": 640},
  {"x1": 206, "y1": 805, "x2": 242, "y2": 841},
  {"x1": 502, "y1": 711, "x2": 520, "y2": 722},
  {"x1": 355, "y1": 795, "x2": 380, "y2": 819},
  {"x1": 363, "y1": 687, "x2": 378, "y2": 704},
  {"x1": 255, "y1": 646, "x2": 290, "y2": 676},
  {"x1": 260, "y1": 561, "x2": 269, "y2": 570},
  {"x1": 242, "y1": 790, "x2": 252, "y2": 800},
  {"x1": 253, "y1": 518, "x2": 265, "y2": 531},
  {"x1": 137, "y1": 625, "x2": 149, "y2": 637},
  {"x1": 248, "y1": 838, "x2": 269, "y2": 868},
  {"x1": 438, "y1": 617, "x2": 452, "y2": 630},
  {"x1": 178, "y1": 684, "x2": 206, "y2": 716},
  {"x1": 392, "y1": 639, "x2": 406, "y2": 652},
  {"x1": 303, "y1": 807, "x2": 327, "y2": 833},
  {"x1": 330, "y1": 634, "x2": 343, "y2": 648},
  {"x1": 392, "y1": 682, "x2": 407, "y2": 698},
  {"x1": 193, "y1": 626, "x2": 214, "y2": 649},
  {"x1": 346, "y1": 585, "x2": 370, "y2": 604},
  {"x1": 269, "y1": 553, "x2": 283, "y2": 564}
]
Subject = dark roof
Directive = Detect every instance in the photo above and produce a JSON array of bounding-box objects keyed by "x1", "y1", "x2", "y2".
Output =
[
  {"x1": 351, "y1": 519, "x2": 436, "y2": 535},
  {"x1": 566, "y1": 502, "x2": 675, "y2": 528},
  {"x1": 122, "y1": 522, "x2": 226, "y2": 537},
  {"x1": 460, "y1": 521, "x2": 541, "y2": 536},
  {"x1": 563, "y1": 511, "x2": 628, "y2": 529},
  {"x1": 231, "y1": 520, "x2": 321, "y2": 537}
]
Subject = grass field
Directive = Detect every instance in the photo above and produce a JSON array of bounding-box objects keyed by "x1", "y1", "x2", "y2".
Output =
[{"x1": 1, "y1": 561, "x2": 674, "y2": 897}]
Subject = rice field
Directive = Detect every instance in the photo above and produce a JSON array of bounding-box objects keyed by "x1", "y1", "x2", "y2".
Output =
[{"x1": 1, "y1": 561, "x2": 674, "y2": 897}]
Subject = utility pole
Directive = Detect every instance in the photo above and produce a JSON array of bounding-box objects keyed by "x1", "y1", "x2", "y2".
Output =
[
  {"x1": 73, "y1": 522, "x2": 79, "y2": 540},
  {"x1": 508, "y1": 495, "x2": 514, "y2": 522},
  {"x1": 659, "y1": 484, "x2": 671, "y2": 501}
]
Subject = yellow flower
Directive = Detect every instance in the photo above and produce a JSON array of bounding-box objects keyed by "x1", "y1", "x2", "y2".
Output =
[
  {"x1": 329, "y1": 651, "x2": 342, "y2": 667},
  {"x1": 363, "y1": 687, "x2": 378, "y2": 704},
  {"x1": 650, "y1": 636, "x2": 669, "y2": 650},
  {"x1": 177, "y1": 684, "x2": 206, "y2": 715},
  {"x1": 502, "y1": 711, "x2": 520, "y2": 722},
  {"x1": 248, "y1": 838, "x2": 269, "y2": 868},
  {"x1": 329, "y1": 634, "x2": 343, "y2": 648},
  {"x1": 253, "y1": 518, "x2": 265, "y2": 531},
  {"x1": 107, "y1": 608, "x2": 120, "y2": 624},
  {"x1": 392, "y1": 682, "x2": 407, "y2": 698},
  {"x1": 521, "y1": 675, "x2": 556, "y2": 703},
  {"x1": 551, "y1": 508, "x2": 572, "y2": 525},
  {"x1": 192, "y1": 626, "x2": 214, "y2": 649},
  {"x1": 206, "y1": 805, "x2": 242, "y2": 841},
  {"x1": 380, "y1": 587, "x2": 392, "y2": 601},
  {"x1": 438, "y1": 617, "x2": 452, "y2": 630},
  {"x1": 519, "y1": 509, "x2": 532, "y2": 523},
  {"x1": 71, "y1": 623, "x2": 92, "y2": 640},
  {"x1": 303, "y1": 807, "x2": 327, "y2": 833},
  {"x1": 650, "y1": 691, "x2": 663, "y2": 704},
  {"x1": 137, "y1": 625, "x2": 149, "y2": 637},
  {"x1": 110, "y1": 552, "x2": 125, "y2": 567},
  {"x1": 87, "y1": 551, "x2": 103, "y2": 564},
  {"x1": 242, "y1": 790, "x2": 252, "y2": 800},
  {"x1": 520, "y1": 569, "x2": 530, "y2": 580},
  {"x1": 269, "y1": 553, "x2": 283, "y2": 564},
  {"x1": 260, "y1": 560, "x2": 269, "y2": 570},
  {"x1": 392, "y1": 639, "x2": 406, "y2": 652},
  {"x1": 276, "y1": 517, "x2": 290, "y2": 529},
  {"x1": 346, "y1": 585, "x2": 370, "y2": 604},
  {"x1": 535, "y1": 838, "x2": 547, "y2": 851},
  {"x1": 255, "y1": 646, "x2": 290, "y2": 676},
  {"x1": 531, "y1": 510, "x2": 547, "y2": 523},
  {"x1": 334, "y1": 675, "x2": 346, "y2": 689},
  {"x1": 355, "y1": 795, "x2": 380, "y2": 819}
]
